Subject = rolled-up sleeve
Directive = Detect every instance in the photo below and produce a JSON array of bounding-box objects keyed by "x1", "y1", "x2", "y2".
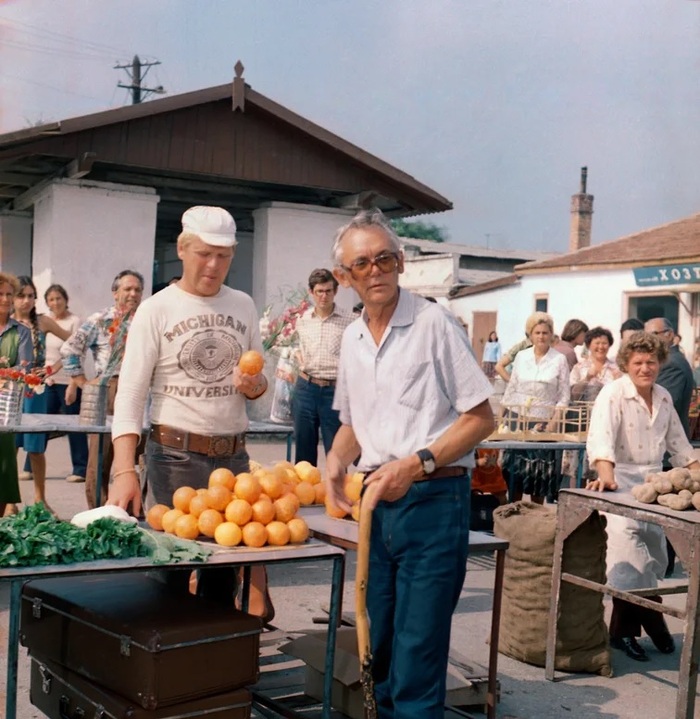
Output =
[
  {"x1": 554, "y1": 355, "x2": 571, "y2": 408},
  {"x1": 61, "y1": 315, "x2": 98, "y2": 376}
]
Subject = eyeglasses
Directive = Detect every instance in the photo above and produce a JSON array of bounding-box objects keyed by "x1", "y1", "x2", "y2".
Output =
[
  {"x1": 339, "y1": 252, "x2": 399, "y2": 279},
  {"x1": 650, "y1": 329, "x2": 671, "y2": 335}
]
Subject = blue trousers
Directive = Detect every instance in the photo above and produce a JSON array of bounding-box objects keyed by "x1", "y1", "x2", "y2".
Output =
[
  {"x1": 291, "y1": 376, "x2": 340, "y2": 465},
  {"x1": 22, "y1": 384, "x2": 88, "y2": 476},
  {"x1": 368, "y1": 476, "x2": 471, "y2": 719}
]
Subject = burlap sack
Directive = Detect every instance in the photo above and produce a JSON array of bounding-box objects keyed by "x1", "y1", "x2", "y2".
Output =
[{"x1": 493, "y1": 501, "x2": 611, "y2": 676}]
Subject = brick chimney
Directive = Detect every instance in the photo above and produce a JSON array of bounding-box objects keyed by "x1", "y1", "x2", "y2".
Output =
[{"x1": 569, "y1": 166, "x2": 593, "y2": 253}]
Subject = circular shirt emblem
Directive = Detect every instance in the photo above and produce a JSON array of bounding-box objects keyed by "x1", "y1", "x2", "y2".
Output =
[{"x1": 177, "y1": 329, "x2": 242, "y2": 384}]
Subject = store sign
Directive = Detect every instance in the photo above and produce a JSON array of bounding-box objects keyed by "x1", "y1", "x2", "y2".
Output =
[{"x1": 633, "y1": 263, "x2": 700, "y2": 287}]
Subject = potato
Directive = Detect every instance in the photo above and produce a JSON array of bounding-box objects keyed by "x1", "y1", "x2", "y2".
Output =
[
  {"x1": 644, "y1": 473, "x2": 659, "y2": 484},
  {"x1": 666, "y1": 468, "x2": 692, "y2": 492},
  {"x1": 692, "y1": 492, "x2": 700, "y2": 512},
  {"x1": 651, "y1": 476, "x2": 674, "y2": 495},
  {"x1": 631, "y1": 484, "x2": 658, "y2": 504},
  {"x1": 689, "y1": 479, "x2": 700, "y2": 494},
  {"x1": 657, "y1": 493, "x2": 692, "y2": 511}
]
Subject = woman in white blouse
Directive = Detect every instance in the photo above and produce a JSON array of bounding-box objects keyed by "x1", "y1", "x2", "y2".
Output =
[
  {"x1": 586, "y1": 331, "x2": 699, "y2": 662},
  {"x1": 501, "y1": 312, "x2": 570, "y2": 503}
]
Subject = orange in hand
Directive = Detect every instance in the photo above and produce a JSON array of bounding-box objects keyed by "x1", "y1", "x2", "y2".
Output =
[{"x1": 239, "y1": 350, "x2": 264, "y2": 375}]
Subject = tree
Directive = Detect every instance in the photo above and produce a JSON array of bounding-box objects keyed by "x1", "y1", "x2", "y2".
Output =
[{"x1": 390, "y1": 218, "x2": 448, "y2": 243}]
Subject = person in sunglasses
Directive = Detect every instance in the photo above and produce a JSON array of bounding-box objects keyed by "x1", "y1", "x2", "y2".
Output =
[{"x1": 325, "y1": 209, "x2": 494, "y2": 719}]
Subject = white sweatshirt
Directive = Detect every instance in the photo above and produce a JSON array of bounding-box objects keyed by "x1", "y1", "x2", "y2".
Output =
[{"x1": 112, "y1": 284, "x2": 262, "y2": 439}]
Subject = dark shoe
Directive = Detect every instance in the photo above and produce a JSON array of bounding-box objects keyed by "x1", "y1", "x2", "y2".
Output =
[
  {"x1": 610, "y1": 636, "x2": 649, "y2": 662},
  {"x1": 649, "y1": 630, "x2": 675, "y2": 654}
]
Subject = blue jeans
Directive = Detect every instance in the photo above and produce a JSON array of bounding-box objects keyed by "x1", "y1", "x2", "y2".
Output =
[
  {"x1": 292, "y1": 377, "x2": 340, "y2": 465},
  {"x1": 368, "y1": 476, "x2": 471, "y2": 719}
]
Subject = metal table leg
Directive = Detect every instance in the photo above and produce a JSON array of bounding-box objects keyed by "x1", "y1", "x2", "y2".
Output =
[
  {"x1": 5, "y1": 579, "x2": 22, "y2": 719},
  {"x1": 322, "y1": 554, "x2": 344, "y2": 719},
  {"x1": 486, "y1": 548, "x2": 505, "y2": 719},
  {"x1": 286, "y1": 433, "x2": 292, "y2": 462},
  {"x1": 95, "y1": 433, "x2": 105, "y2": 507}
]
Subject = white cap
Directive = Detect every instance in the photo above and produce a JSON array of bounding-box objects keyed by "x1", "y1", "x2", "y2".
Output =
[{"x1": 181, "y1": 206, "x2": 237, "y2": 247}]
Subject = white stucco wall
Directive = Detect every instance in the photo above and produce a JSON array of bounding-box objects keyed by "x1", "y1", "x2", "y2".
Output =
[
  {"x1": 0, "y1": 213, "x2": 32, "y2": 276},
  {"x1": 252, "y1": 202, "x2": 358, "y2": 313},
  {"x1": 32, "y1": 180, "x2": 159, "y2": 321},
  {"x1": 401, "y1": 254, "x2": 456, "y2": 298},
  {"x1": 450, "y1": 268, "x2": 698, "y2": 358}
]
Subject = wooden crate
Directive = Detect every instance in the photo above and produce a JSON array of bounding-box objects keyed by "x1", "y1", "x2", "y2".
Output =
[{"x1": 488, "y1": 402, "x2": 593, "y2": 442}]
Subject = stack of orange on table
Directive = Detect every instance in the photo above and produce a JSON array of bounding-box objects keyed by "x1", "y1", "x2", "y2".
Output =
[{"x1": 145, "y1": 461, "x2": 312, "y2": 548}]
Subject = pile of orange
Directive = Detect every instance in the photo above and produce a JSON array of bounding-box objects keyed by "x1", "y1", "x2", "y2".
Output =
[{"x1": 145, "y1": 462, "x2": 311, "y2": 548}]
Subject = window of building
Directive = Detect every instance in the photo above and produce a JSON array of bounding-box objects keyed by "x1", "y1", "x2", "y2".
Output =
[{"x1": 534, "y1": 294, "x2": 548, "y2": 313}]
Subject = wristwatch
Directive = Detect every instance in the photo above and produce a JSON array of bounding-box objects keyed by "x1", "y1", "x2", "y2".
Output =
[{"x1": 416, "y1": 448, "x2": 436, "y2": 475}]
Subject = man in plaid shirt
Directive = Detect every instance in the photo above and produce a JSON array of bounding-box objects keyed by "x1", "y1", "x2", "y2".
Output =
[{"x1": 292, "y1": 268, "x2": 352, "y2": 465}]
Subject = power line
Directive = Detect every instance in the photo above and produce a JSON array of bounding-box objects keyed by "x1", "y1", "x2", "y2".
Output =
[
  {"x1": 115, "y1": 55, "x2": 165, "y2": 105},
  {"x1": 0, "y1": 17, "x2": 130, "y2": 56}
]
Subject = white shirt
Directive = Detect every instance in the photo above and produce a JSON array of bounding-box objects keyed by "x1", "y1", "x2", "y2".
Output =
[
  {"x1": 586, "y1": 373, "x2": 695, "y2": 471},
  {"x1": 112, "y1": 284, "x2": 262, "y2": 440},
  {"x1": 333, "y1": 289, "x2": 493, "y2": 471},
  {"x1": 501, "y1": 346, "x2": 570, "y2": 420},
  {"x1": 45, "y1": 313, "x2": 82, "y2": 385}
]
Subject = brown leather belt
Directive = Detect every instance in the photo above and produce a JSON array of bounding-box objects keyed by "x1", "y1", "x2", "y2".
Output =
[
  {"x1": 364, "y1": 466, "x2": 468, "y2": 481},
  {"x1": 150, "y1": 424, "x2": 245, "y2": 457},
  {"x1": 299, "y1": 370, "x2": 336, "y2": 387},
  {"x1": 416, "y1": 466, "x2": 469, "y2": 481}
]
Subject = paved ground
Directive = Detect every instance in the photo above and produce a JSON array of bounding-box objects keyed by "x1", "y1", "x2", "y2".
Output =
[{"x1": 1, "y1": 436, "x2": 697, "y2": 718}]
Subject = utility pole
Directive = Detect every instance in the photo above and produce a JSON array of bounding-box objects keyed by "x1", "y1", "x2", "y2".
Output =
[{"x1": 115, "y1": 55, "x2": 164, "y2": 104}]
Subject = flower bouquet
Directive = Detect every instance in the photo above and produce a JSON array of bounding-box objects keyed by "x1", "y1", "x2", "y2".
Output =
[
  {"x1": 0, "y1": 360, "x2": 53, "y2": 426},
  {"x1": 259, "y1": 289, "x2": 310, "y2": 424}
]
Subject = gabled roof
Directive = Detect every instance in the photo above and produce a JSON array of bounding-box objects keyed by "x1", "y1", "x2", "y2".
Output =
[
  {"x1": 516, "y1": 212, "x2": 700, "y2": 274},
  {"x1": 0, "y1": 71, "x2": 451, "y2": 232}
]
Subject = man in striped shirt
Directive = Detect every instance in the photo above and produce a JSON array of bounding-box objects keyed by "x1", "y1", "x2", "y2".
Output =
[{"x1": 292, "y1": 268, "x2": 352, "y2": 464}]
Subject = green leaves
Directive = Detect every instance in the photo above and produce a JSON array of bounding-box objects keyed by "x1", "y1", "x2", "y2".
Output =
[
  {"x1": 0, "y1": 504, "x2": 212, "y2": 568},
  {"x1": 0, "y1": 504, "x2": 148, "y2": 568}
]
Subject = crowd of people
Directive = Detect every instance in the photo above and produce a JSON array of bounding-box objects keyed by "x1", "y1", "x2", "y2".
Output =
[
  {"x1": 474, "y1": 309, "x2": 699, "y2": 665},
  {"x1": 0, "y1": 202, "x2": 698, "y2": 713}
]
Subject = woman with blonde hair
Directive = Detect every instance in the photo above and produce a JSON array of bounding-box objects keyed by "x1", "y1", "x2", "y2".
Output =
[{"x1": 500, "y1": 311, "x2": 570, "y2": 503}]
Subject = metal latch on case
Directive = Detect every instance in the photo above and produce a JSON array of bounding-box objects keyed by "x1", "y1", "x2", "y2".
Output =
[
  {"x1": 39, "y1": 664, "x2": 51, "y2": 693},
  {"x1": 32, "y1": 597, "x2": 42, "y2": 618},
  {"x1": 119, "y1": 635, "x2": 131, "y2": 656}
]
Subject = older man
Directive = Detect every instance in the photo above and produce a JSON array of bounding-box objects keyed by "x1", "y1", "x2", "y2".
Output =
[
  {"x1": 293, "y1": 268, "x2": 352, "y2": 464},
  {"x1": 61, "y1": 269, "x2": 145, "y2": 508},
  {"x1": 325, "y1": 209, "x2": 494, "y2": 719},
  {"x1": 645, "y1": 317, "x2": 695, "y2": 576},
  {"x1": 108, "y1": 206, "x2": 270, "y2": 611},
  {"x1": 644, "y1": 317, "x2": 694, "y2": 437}
]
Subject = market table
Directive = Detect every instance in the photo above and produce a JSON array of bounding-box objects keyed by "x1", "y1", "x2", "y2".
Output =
[
  {"x1": 546, "y1": 488, "x2": 700, "y2": 719},
  {"x1": 1, "y1": 538, "x2": 344, "y2": 719},
  {"x1": 300, "y1": 506, "x2": 508, "y2": 719},
  {"x1": 0, "y1": 414, "x2": 295, "y2": 504}
]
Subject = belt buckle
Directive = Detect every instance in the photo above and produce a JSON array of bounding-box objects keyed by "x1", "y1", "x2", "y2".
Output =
[{"x1": 209, "y1": 435, "x2": 235, "y2": 457}]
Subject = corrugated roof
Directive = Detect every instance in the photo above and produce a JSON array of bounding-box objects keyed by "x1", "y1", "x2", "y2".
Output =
[
  {"x1": 400, "y1": 237, "x2": 555, "y2": 261},
  {"x1": 516, "y1": 212, "x2": 700, "y2": 273},
  {"x1": 449, "y1": 274, "x2": 520, "y2": 298}
]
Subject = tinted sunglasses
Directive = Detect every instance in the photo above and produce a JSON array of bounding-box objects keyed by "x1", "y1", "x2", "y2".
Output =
[{"x1": 339, "y1": 251, "x2": 399, "y2": 279}]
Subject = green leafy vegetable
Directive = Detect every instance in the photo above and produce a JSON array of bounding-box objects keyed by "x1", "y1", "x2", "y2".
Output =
[{"x1": 0, "y1": 504, "x2": 210, "y2": 568}]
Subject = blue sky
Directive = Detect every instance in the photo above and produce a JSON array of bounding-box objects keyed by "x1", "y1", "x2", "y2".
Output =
[{"x1": 1, "y1": 0, "x2": 700, "y2": 252}]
